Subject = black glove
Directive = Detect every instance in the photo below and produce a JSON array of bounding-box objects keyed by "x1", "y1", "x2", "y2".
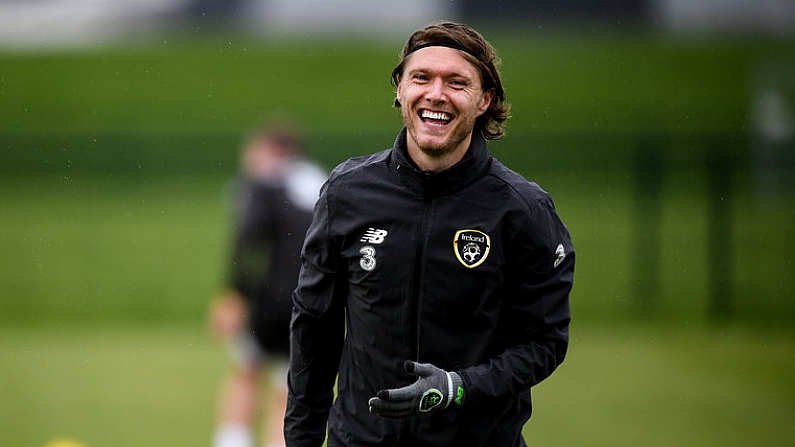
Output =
[{"x1": 368, "y1": 360, "x2": 465, "y2": 419}]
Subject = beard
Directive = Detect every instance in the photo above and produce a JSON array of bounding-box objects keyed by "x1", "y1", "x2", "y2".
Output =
[{"x1": 402, "y1": 106, "x2": 477, "y2": 161}]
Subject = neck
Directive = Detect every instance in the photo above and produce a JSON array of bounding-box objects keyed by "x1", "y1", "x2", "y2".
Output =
[{"x1": 406, "y1": 134, "x2": 472, "y2": 172}]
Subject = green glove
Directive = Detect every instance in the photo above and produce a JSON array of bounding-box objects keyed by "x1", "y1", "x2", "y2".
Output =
[{"x1": 368, "y1": 360, "x2": 465, "y2": 419}]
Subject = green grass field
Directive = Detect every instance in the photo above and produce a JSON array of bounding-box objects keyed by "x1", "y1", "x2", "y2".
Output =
[
  {"x1": 1, "y1": 29, "x2": 794, "y2": 446},
  {"x1": 1, "y1": 168, "x2": 792, "y2": 446},
  {"x1": 1, "y1": 323, "x2": 793, "y2": 447}
]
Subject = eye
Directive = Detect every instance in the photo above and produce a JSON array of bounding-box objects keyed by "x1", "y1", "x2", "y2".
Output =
[{"x1": 449, "y1": 79, "x2": 467, "y2": 89}]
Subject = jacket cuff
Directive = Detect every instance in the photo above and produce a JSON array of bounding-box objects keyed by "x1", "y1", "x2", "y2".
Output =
[{"x1": 449, "y1": 371, "x2": 466, "y2": 408}]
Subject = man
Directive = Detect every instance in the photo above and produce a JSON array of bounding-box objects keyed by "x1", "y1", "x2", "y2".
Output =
[
  {"x1": 209, "y1": 119, "x2": 327, "y2": 447},
  {"x1": 285, "y1": 22, "x2": 574, "y2": 447}
]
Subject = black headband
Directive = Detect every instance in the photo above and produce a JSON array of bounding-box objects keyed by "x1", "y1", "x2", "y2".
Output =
[{"x1": 405, "y1": 41, "x2": 484, "y2": 64}]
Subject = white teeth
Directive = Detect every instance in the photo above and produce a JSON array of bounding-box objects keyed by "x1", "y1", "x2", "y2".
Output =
[{"x1": 421, "y1": 111, "x2": 450, "y2": 121}]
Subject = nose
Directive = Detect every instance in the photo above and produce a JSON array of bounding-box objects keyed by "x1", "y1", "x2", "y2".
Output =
[{"x1": 425, "y1": 78, "x2": 446, "y2": 102}]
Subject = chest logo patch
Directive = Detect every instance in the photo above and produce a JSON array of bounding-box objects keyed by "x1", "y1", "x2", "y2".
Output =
[
  {"x1": 358, "y1": 228, "x2": 387, "y2": 272},
  {"x1": 454, "y1": 229, "x2": 491, "y2": 268},
  {"x1": 360, "y1": 228, "x2": 388, "y2": 244}
]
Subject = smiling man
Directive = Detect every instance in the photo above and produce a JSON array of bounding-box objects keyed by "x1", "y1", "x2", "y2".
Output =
[
  {"x1": 397, "y1": 44, "x2": 492, "y2": 171},
  {"x1": 285, "y1": 22, "x2": 575, "y2": 447}
]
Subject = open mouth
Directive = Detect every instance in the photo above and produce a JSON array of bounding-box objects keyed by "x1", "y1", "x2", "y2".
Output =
[{"x1": 420, "y1": 110, "x2": 452, "y2": 126}]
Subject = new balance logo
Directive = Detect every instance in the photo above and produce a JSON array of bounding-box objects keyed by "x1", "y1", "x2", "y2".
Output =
[{"x1": 360, "y1": 228, "x2": 388, "y2": 244}]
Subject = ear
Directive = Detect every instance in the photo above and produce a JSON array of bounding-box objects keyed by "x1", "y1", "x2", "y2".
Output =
[
  {"x1": 477, "y1": 88, "x2": 495, "y2": 116},
  {"x1": 394, "y1": 80, "x2": 404, "y2": 108}
]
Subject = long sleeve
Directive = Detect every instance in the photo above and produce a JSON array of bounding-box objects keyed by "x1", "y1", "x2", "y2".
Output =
[
  {"x1": 284, "y1": 182, "x2": 346, "y2": 447},
  {"x1": 458, "y1": 194, "x2": 574, "y2": 401}
]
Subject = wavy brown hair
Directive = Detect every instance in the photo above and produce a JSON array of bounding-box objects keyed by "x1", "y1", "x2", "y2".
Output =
[{"x1": 391, "y1": 21, "x2": 511, "y2": 140}]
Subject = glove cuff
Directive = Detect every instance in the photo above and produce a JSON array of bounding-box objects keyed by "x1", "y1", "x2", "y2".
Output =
[{"x1": 447, "y1": 371, "x2": 465, "y2": 408}]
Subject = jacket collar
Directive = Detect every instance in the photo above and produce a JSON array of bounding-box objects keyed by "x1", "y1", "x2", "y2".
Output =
[{"x1": 389, "y1": 127, "x2": 492, "y2": 197}]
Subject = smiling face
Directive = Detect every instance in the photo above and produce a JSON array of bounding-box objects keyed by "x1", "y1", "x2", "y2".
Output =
[{"x1": 396, "y1": 46, "x2": 494, "y2": 171}]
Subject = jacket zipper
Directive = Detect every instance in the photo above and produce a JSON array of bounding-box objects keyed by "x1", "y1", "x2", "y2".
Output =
[{"x1": 411, "y1": 170, "x2": 434, "y2": 361}]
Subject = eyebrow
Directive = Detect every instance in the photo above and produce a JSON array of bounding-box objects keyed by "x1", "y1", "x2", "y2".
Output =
[{"x1": 406, "y1": 67, "x2": 476, "y2": 87}]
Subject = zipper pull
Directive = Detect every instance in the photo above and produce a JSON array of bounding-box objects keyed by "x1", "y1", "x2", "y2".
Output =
[{"x1": 421, "y1": 170, "x2": 434, "y2": 201}]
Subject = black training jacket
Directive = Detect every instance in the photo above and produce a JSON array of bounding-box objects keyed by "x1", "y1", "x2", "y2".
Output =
[{"x1": 285, "y1": 129, "x2": 574, "y2": 447}]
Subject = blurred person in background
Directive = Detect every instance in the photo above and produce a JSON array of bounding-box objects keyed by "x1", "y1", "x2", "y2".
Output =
[
  {"x1": 209, "y1": 119, "x2": 327, "y2": 447},
  {"x1": 285, "y1": 21, "x2": 574, "y2": 447}
]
